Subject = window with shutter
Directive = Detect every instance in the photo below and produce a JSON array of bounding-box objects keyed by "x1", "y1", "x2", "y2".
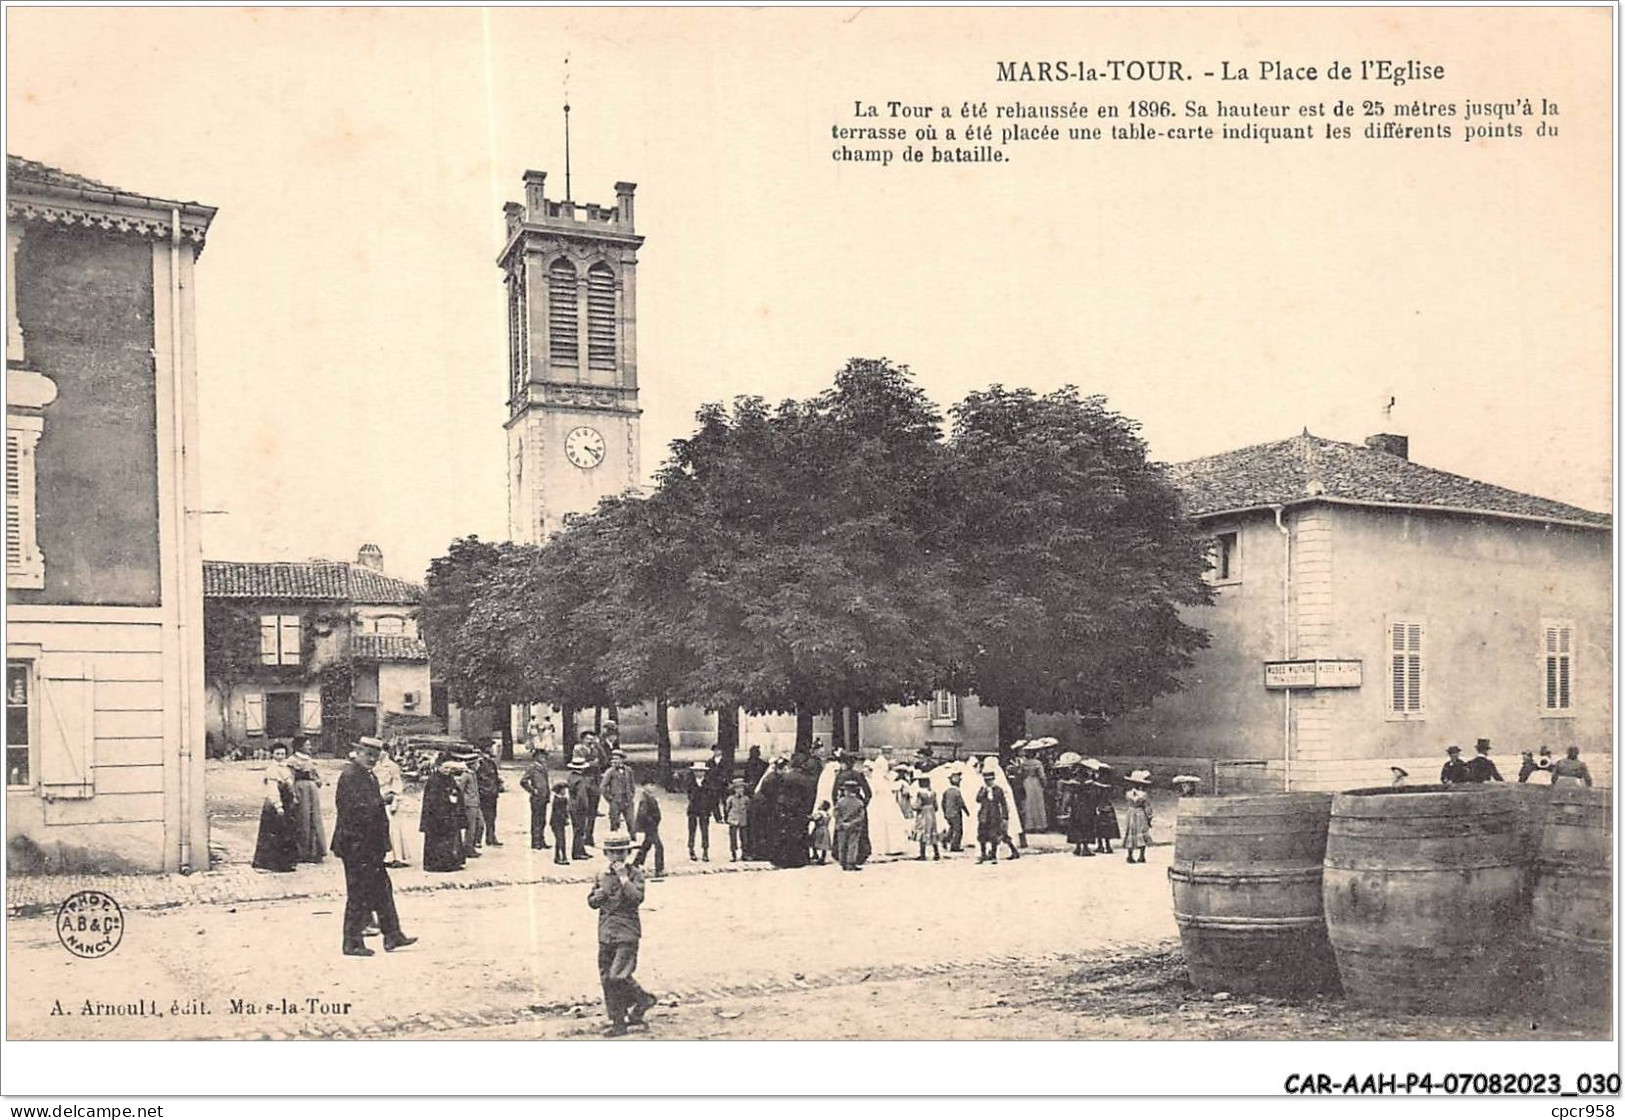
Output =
[
  {"x1": 244, "y1": 692, "x2": 265, "y2": 735},
  {"x1": 1386, "y1": 619, "x2": 1424, "y2": 718},
  {"x1": 1542, "y1": 620, "x2": 1575, "y2": 715},
  {"x1": 928, "y1": 690, "x2": 960, "y2": 725},
  {"x1": 5, "y1": 412, "x2": 45, "y2": 589},
  {"x1": 259, "y1": 614, "x2": 302, "y2": 666},
  {"x1": 300, "y1": 694, "x2": 322, "y2": 733},
  {"x1": 37, "y1": 658, "x2": 94, "y2": 798},
  {"x1": 586, "y1": 263, "x2": 616, "y2": 371},
  {"x1": 278, "y1": 615, "x2": 301, "y2": 667},
  {"x1": 548, "y1": 259, "x2": 578, "y2": 364}
]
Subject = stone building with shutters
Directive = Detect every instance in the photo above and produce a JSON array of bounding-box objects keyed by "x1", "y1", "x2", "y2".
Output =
[
  {"x1": 201, "y1": 547, "x2": 431, "y2": 751},
  {"x1": 1030, "y1": 432, "x2": 1613, "y2": 792},
  {"x1": 5, "y1": 156, "x2": 215, "y2": 872}
]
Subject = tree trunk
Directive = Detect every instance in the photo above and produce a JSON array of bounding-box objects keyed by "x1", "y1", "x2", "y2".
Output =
[
  {"x1": 794, "y1": 707, "x2": 814, "y2": 755},
  {"x1": 561, "y1": 708, "x2": 578, "y2": 759},
  {"x1": 997, "y1": 705, "x2": 1027, "y2": 765},
  {"x1": 655, "y1": 696, "x2": 673, "y2": 789},
  {"x1": 715, "y1": 706, "x2": 739, "y2": 771},
  {"x1": 847, "y1": 708, "x2": 860, "y2": 755},
  {"x1": 593, "y1": 707, "x2": 603, "y2": 736},
  {"x1": 830, "y1": 706, "x2": 847, "y2": 754}
]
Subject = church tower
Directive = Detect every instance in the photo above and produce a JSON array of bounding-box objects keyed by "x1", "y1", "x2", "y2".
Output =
[{"x1": 501, "y1": 170, "x2": 642, "y2": 543}]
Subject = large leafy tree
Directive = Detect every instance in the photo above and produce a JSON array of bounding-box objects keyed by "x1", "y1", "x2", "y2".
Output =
[
  {"x1": 622, "y1": 360, "x2": 961, "y2": 754},
  {"x1": 943, "y1": 386, "x2": 1213, "y2": 745}
]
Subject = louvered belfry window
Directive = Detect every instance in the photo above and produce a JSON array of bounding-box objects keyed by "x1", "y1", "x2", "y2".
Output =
[
  {"x1": 1387, "y1": 619, "x2": 1424, "y2": 715},
  {"x1": 548, "y1": 259, "x2": 578, "y2": 365},
  {"x1": 586, "y1": 262, "x2": 616, "y2": 372},
  {"x1": 507, "y1": 267, "x2": 527, "y2": 404},
  {"x1": 1542, "y1": 620, "x2": 1574, "y2": 713}
]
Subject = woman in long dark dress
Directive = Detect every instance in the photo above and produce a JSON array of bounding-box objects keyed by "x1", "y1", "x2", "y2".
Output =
[
  {"x1": 288, "y1": 739, "x2": 326, "y2": 863},
  {"x1": 769, "y1": 759, "x2": 817, "y2": 868},
  {"x1": 251, "y1": 744, "x2": 299, "y2": 872},
  {"x1": 420, "y1": 757, "x2": 467, "y2": 872}
]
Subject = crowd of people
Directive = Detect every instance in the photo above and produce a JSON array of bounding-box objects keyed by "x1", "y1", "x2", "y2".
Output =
[{"x1": 1416, "y1": 738, "x2": 1596, "y2": 788}]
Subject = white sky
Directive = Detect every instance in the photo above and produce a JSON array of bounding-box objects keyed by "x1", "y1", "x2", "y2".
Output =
[{"x1": 6, "y1": 7, "x2": 1613, "y2": 584}]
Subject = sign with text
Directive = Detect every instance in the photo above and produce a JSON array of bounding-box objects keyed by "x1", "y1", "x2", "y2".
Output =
[{"x1": 1263, "y1": 659, "x2": 1363, "y2": 689}]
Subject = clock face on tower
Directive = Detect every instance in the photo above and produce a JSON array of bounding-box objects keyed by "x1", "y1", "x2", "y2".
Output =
[{"x1": 564, "y1": 426, "x2": 607, "y2": 470}]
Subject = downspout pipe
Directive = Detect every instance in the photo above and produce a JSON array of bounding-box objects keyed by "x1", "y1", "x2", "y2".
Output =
[
  {"x1": 171, "y1": 209, "x2": 193, "y2": 872},
  {"x1": 1273, "y1": 505, "x2": 1292, "y2": 792}
]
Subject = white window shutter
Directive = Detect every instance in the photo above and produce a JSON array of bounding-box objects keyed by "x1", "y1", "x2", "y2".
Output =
[
  {"x1": 301, "y1": 694, "x2": 322, "y2": 733},
  {"x1": 244, "y1": 692, "x2": 265, "y2": 735},
  {"x1": 259, "y1": 616, "x2": 279, "y2": 664},
  {"x1": 38, "y1": 657, "x2": 94, "y2": 798},
  {"x1": 279, "y1": 615, "x2": 301, "y2": 667},
  {"x1": 5, "y1": 431, "x2": 20, "y2": 569}
]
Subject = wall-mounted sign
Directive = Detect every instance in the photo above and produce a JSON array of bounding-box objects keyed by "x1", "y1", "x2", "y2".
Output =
[
  {"x1": 1264, "y1": 659, "x2": 1363, "y2": 690},
  {"x1": 1264, "y1": 660, "x2": 1317, "y2": 689}
]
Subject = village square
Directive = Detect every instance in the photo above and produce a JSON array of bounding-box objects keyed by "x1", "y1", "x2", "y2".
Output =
[{"x1": 2, "y1": 8, "x2": 1614, "y2": 1058}]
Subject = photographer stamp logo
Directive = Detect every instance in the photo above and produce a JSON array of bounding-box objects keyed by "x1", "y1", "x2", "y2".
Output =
[{"x1": 56, "y1": 890, "x2": 124, "y2": 959}]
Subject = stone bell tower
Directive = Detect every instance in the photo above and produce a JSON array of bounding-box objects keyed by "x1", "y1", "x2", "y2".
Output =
[{"x1": 501, "y1": 170, "x2": 643, "y2": 543}]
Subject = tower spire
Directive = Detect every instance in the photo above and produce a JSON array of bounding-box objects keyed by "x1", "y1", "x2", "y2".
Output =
[{"x1": 563, "y1": 52, "x2": 573, "y2": 202}]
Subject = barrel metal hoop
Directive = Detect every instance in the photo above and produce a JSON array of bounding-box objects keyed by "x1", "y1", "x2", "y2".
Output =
[
  {"x1": 1175, "y1": 913, "x2": 1325, "y2": 931},
  {"x1": 1323, "y1": 857, "x2": 1525, "y2": 872}
]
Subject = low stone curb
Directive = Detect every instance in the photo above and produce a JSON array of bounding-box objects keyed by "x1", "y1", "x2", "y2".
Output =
[{"x1": 7, "y1": 841, "x2": 1076, "y2": 919}]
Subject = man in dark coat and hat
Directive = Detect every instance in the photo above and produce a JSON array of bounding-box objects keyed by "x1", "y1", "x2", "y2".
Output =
[
  {"x1": 331, "y1": 738, "x2": 417, "y2": 956},
  {"x1": 1440, "y1": 745, "x2": 1470, "y2": 785},
  {"x1": 1464, "y1": 738, "x2": 1503, "y2": 783}
]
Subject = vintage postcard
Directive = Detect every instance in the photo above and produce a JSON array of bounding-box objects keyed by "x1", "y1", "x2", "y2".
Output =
[{"x1": 1, "y1": 3, "x2": 1615, "y2": 1101}]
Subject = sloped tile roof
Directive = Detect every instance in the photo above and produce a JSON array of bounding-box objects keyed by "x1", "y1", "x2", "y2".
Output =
[
  {"x1": 1166, "y1": 433, "x2": 1610, "y2": 529},
  {"x1": 203, "y1": 560, "x2": 421, "y2": 604},
  {"x1": 7, "y1": 154, "x2": 209, "y2": 210},
  {"x1": 351, "y1": 634, "x2": 430, "y2": 663}
]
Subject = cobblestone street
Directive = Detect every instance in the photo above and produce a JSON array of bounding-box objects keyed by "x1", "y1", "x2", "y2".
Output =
[{"x1": 7, "y1": 832, "x2": 1180, "y2": 1041}]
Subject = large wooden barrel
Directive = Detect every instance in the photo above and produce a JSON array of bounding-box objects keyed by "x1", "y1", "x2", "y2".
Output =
[
  {"x1": 1532, "y1": 786, "x2": 1612, "y2": 1030},
  {"x1": 1323, "y1": 785, "x2": 1527, "y2": 1013},
  {"x1": 1169, "y1": 793, "x2": 1339, "y2": 995}
]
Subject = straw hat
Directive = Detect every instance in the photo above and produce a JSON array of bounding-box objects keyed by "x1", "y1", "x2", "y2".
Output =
[
  {"x1": 1126, "y1": 769, "x2": 1153, "y2": 786},
  {"x1": 601, "y1": 830, "x2": 633, "y2": 852}
]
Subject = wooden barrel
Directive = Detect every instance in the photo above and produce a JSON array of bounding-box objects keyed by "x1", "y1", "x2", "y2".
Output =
[
  {"x1": 1323, "y1": 785, "x2": 1527, "y2": 1013},
  {"x1": 1532, "y1": 786, "x2": 1611, "y2": 1030},
  {"x1": 1168, "y1": 793, "x2": 1339, "y2": 995}
]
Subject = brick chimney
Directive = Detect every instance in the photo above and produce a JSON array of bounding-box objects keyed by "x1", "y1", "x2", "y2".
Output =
[
  {"x1": 1364, "y1": 433, "x2": 1409, "y2": 460},
  {"x1": 356, "y1": 543, "x2": 384, "y2": 572}
]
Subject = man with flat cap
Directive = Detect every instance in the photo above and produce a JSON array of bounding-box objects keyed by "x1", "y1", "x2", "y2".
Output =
[
  {"x1": 1440, "y1": 745, "x2": 1470, "y2": 785},
  {"x1": 1464, "y1": 738, "x2": 1503, "y2": 783},
  {"x1": 331, "y1": 737, "x2": 417, "y2": 957}
]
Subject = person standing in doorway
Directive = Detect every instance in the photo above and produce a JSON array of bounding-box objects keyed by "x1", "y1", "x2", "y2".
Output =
[
  {"x1": 587, "y1": 830, "x2": 658, "y2": 1037},
  {"x1": 330, "y1": 737, "x2": 416, "y2": 957}
]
